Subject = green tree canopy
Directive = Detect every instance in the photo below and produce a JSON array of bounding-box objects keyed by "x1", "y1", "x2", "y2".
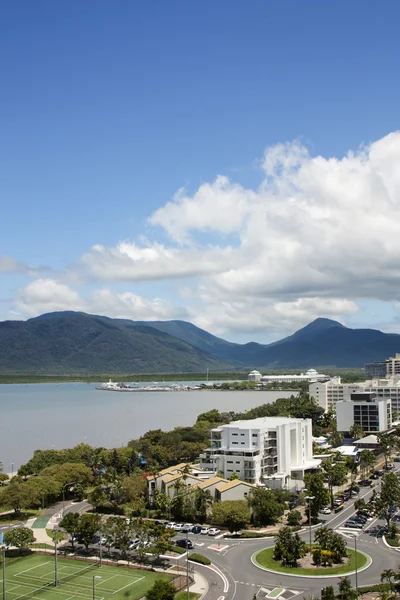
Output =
[
  {"x1": 146, "y1": 579, "x2": 176, "y2": 600},
  {"x1": 211, "y1": 500, "x2": 250, "y2": 533},
  {"x1": 4, "y1": 527, "x2": 35, "y2": 548},
  {"x1": 248, "y1": 487, "x2": 286, "y2": 526}
]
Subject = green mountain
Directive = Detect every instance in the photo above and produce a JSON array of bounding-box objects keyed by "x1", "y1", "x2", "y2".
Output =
[
  {"x1": 0, "y1": 312, "x2": 230, "y2": 374},
  {"x1": 1, "y1": 312, "x2": 400, "y2": 373}
]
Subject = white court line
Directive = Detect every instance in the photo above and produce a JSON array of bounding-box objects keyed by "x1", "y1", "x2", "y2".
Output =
[
  {"x1": 112, "y1": 576, "x2": 144, "y2": 594},
  {"x1": 16, "y1": 561, "x2": 52, "y2": 575}
]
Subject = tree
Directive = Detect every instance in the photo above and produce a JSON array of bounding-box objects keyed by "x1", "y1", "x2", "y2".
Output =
[
  {"x1": 359, "y1": 449, "x2": 375, "y2": 480},
  {"x1": 147, "y1": 522, "x2": 175, "y2": 559},
  {"x1": 314, "y1": 526, "x2": 346, "y2": 563},
  {"x1": 75, "y1": 514, "x2": 101, "y2": 552},
  {"x1": 59, "y1": 513, "x2": 80, "y2": 550},
  {"x1": 0, "y1": 481, "x2": 39, "y2": 515},
  {"x1": 113, "y1": 516, "x2": 133, "y2": 558},
  {"x1": 338, "y1": 576, "x2": 357, "y2": 600},
  {"x1": 349, "y1": 424, "x2": 364, "y2": 440},
  {"x1": 146, "y1": 579, "x2": 176, "y2": 600},
  {"x1": 376, "y1": 472, "x2": 400, "y2": 528},
  {"x1": 212, "y1": 500, "x2": 250, "y2": 533},
  {"x1": 287, "y1": 510, "x2": 302, "y2": 527},
  {"x1": 303, "y1": 472, "x2": 330, "y2": 521},
  {"x1": 273, "y1": 526, "x2": 306, "y2": 567},
  {"x1": 229, "y1": 472, "x2": 240, "y2": 481},
  {"x1": 381, "y1": 569, "x2": 396, "y2": 593},
  {"x1": 321, "y1": 586, "x2": 335, "y2": 600},
  {"x1": 378, "y1": 432, "x2": 397, "y2": 469},
  {"x1": 322, "y1": 459, "x2": 348, "y2": 507},
  {"x1": 4, "y1": 527, "x2": 35, "y2": 549},
  {"x1": 248, "y1": 488, "x2": 285, "y2": 526}
]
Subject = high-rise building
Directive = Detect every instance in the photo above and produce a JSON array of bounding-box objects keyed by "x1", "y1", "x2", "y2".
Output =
[
  {"x1": 199, "y1": 416, "x2": 320, "y2": 489},
  {"x1": 336, "y1": 393, "x2": 392, "y2": 434},
  {"x1": 365, "y1": 354, "x2": 400, "y2": 378}
]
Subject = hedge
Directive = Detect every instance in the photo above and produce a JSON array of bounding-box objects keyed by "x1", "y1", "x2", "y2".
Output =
[{"x1": 189, "y1": 553, "x2": 211, "y2": 565}]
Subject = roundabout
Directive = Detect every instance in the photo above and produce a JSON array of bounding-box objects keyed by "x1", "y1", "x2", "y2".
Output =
[{"x1": 251, "y1": 547, "x2": 372, "y2": 578}]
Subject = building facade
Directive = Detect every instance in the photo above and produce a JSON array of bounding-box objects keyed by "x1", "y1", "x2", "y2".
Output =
[
  {"x1": 310, "y1": 376, "x2": 400, "y2": 415},
  {"x1": 365, "y1": 354, "x2": 400, "y2": 378},
  {"x1": 248, "y1": 368, "x2": 330, "y2": 384},
  {"x1": 336, "y1": 393, "x2": 392, "y2": 434},
  {"x1": 199, "y1": 416, "x2": 320, "y2": 488}
]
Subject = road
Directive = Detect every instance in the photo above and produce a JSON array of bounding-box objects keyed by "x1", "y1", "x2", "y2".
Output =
[{"x1": 171, "y1": 470, "x2": 400, "y2": 599}]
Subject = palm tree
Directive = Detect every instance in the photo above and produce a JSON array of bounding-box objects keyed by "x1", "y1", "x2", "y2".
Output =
[
  {"x1": 381, "y1": 569, "x2": 396, "y2": 594},
  {"x1": 349, "y1": 424, "x2": 365, "y2": 440}
]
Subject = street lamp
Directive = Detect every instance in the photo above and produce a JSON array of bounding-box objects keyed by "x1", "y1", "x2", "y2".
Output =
[
  {"x1": 62, "y1": 481, "x2": 78, "y2": 516},
  {"x1": 92, "y1": 575, "x2": 102, "y2": 600},
  {"x1": 1, "y1": 545, "x2": 6, "y2": 600},
  {"x1": 305, "y1": 495, "x2": 315, "y2": 553},
  {"x1": 348, "y1": 533, "x2": 358, "y2": 596},
  {"x1": 11, "y1": 464, "x2": 14, "y2": 479}
]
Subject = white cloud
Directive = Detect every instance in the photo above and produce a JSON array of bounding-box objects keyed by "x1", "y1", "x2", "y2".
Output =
[
  {"x1": 15, "y1": 278, "x2": 185, "y2": 321},
  {"x1": 9, "y1": 131, "x2": 400, "y2": 338}
]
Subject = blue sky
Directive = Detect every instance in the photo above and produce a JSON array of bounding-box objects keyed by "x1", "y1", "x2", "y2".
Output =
[{"x1": 2, "y1": 1, "x2": 400, "y2": 342}]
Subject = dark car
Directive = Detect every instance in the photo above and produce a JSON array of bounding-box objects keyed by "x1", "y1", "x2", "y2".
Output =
[
  {"x1": 376, "y1": 470, "x2": 384, "y2": 476},
  {"x1": 175, "y1": 539, "x2": 194, "y2": 549},
  {"x1": 345, "y1": 522, "x2": 363, "y2": 529},
  {"x1": 191, "y1": 525, "x2": 202, "y2": 534},
  {"x1": 360, "y1": 479, "x2": 372, "y2": 486}
]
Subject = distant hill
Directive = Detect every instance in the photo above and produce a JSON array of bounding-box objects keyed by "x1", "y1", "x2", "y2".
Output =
[{"x1": 1, "y1": 312, "x2": 400, "y2": 373}]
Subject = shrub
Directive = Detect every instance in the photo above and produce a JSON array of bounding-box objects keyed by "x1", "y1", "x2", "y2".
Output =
[
  {"x1": 171, "y1": 545, "x2": 187, "y2": 555},
  {"x1": 189, "y1": 553, "x2": 211, "y2": 565}
]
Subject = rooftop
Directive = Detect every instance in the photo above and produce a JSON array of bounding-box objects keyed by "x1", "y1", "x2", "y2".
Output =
[{"x1": 218, "y1": 416, "x2": 309, "y2": 429}]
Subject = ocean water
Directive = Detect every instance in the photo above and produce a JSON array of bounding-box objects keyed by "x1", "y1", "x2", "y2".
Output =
[{"x1": 0, "y1": 382, "x2": 294, "y2": 471}]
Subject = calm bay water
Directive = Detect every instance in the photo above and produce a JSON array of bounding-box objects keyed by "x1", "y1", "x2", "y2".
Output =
[{"x1": 0, "y1": 383, "x2": 293, "y2": 471}]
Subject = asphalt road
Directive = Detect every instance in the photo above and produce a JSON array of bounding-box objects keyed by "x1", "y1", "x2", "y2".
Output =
[{"x1": 171, "y1": 470, "x2": 400, "y2": 600}]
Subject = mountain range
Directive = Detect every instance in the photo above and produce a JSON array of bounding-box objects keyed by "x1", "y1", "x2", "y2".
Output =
[{"x1": 0, "y1": 311, "x2": 400, "y2": 374}]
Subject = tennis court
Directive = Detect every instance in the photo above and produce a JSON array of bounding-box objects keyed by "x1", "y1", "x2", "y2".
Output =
[{"x1": 0, "y1": 554, "x2": 173, "y2": 600}]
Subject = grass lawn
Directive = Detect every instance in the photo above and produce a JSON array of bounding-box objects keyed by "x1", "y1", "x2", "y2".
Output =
[
  {"x1": 0, "y1": 509, "x2": 42, "y2": 524},
  {"x1": 253, "y1": 547, "x2": 369, "y2": 576},
  {"x1": 175, "y1": 593, "x2": 200, "y2": 600},
  {"x1": 1, "y1": 553, "x2": 173, "y2": 600}
]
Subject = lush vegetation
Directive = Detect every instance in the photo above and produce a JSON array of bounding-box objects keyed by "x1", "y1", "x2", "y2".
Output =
[
  {"x1": 188, "y1": 553, "x2": 211, "y2": 565},
  {"x1": 254, "y1": 546, "x2": 368, "y2": 576},
  {"x1": 1, "y1": 311, "x2": 394, "y2": 375}
]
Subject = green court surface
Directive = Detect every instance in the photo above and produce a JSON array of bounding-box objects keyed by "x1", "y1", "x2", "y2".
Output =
[{"x1": 0, "y1": 554, "x2": 173, "y2": 600}]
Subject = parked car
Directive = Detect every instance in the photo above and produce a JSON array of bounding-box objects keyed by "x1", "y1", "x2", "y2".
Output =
[
  {"x1": 200, "y1": 528, "x2": 209, "y2": 535},
  {"x1": 394, "y1": 457, "x2": 400, "y2": 463},
  {"x1": 166, "y1": 522, "x2": 175, "y2": 530},
  {"x1": 360, "y1": 479, "x2": 372, "y2": 486},
  {"x1": 320, "y1": 507, "x2": 331, "y2": 514},
  {"x1": 181, "y1": 524, "x2": 193, "y2": 533},
  {"x1": 370, "y1": 474, "x2": 379, "y2": 480},
  {"x1": 345, "y1": 521, "x2": 363, "y2": 529},
  {"x1": 334, "y1": 503, "x2": 344, "y2": 513},
  {"x1": 208, "y1": 528, "x2": 221, "y2": 536},
  {"x1": 376, "y1": 470, "x2": 384, "y2": 476},
  {"x1": 175, "y1": 539, "x2": 194, "y2": 549},
  {"x1": 174, "y1": 523, "x2": 184, "y2": 531},
  {"x1": 191, "y1": 525, "x2": 202, "y2": 534},
  {"x1": 129, "y1": 539, "x2": 139, "y2": 549}
]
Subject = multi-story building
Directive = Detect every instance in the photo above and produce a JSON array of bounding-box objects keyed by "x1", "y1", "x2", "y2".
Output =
[
  {"x1": 365, "y1": 354, "x2": 400, "y2": 378},
  {"x1": 199, "y1": 416, "x2": 320, "y2": 489},
  {"x1": 336, "y1": 393, "x2": 392, "y2": 434},
  {"x1": 309, "y1": 377, "x2": 362, "y2": 412},
  {"x1": 310, "y1": 376, "x2": 400, "y2": 415}
]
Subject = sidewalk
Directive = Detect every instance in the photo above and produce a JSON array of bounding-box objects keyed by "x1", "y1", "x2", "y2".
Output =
[{"x1": 189, "y1": 572, "x2": 208, "y2": 598}]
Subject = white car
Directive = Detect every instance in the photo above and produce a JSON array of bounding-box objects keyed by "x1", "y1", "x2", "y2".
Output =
[
  {"x1": 320, "y1": 507, "x2": 331, "y2": 515},
  {"x1": 208, "y1": 528, "x2": 221, "y2": 536},
  {"x1": 174, "y1": 523, "x2": 184, "y2": 531},
  {"x1": 200, "y1": 527, "x2": 209, "y2": 535},
  {"x1": 166, "y1": 522, "x2": 175, "y2": 530}
]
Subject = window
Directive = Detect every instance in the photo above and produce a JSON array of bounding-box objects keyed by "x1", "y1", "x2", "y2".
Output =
[
  {"x1": 227, "y1": 469, "x2": 233, "y2": 472},
  {"x1": 236, "y1": 461, "x2": 240, "y2": 464},
  {"x1": 241, "y1": 433, "x2": 245, "y2": 436},
  {"x1": 232, "y1": 442, "x2": 238, "y2": 445},
  {"x1": 232, "y1": 433, "x2": 238, "y2": 436},
  {"x1": 241, "y1": 442, "x2": 245, "y2": 445},
  {"x1": 252, "y1": 433, "x2": 258, "y2": 437},
  {"x1": 227, "y1": 460, "x2": 233, "y2": 464}
]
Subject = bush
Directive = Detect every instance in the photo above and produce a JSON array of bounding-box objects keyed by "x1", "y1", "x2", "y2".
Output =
[
  {"x1": 357, "y1": 584, "x2": 390, "y2": 595},
  {"x1": 171, "y1": 545, "x2": 187, "y2": 555},
  {"x1": 189, "y1": 553, "x2": 211, "y2": 565}
]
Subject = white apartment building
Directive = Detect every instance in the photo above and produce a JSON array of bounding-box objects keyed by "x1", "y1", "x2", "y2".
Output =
[
  {"x1": 336, "y1": 393, "x2": 392, "y2": 434},
  {"x1": 199, "y1": 416, "x2": 320, "y2": 489},
  {"x1": 310, "y1": 376, "x2": 400, "y2": 415}
]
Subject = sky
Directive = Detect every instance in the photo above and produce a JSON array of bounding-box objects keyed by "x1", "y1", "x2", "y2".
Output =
[{"x1": 1, "y1": 1, "x2": 400, "y2": 343}]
